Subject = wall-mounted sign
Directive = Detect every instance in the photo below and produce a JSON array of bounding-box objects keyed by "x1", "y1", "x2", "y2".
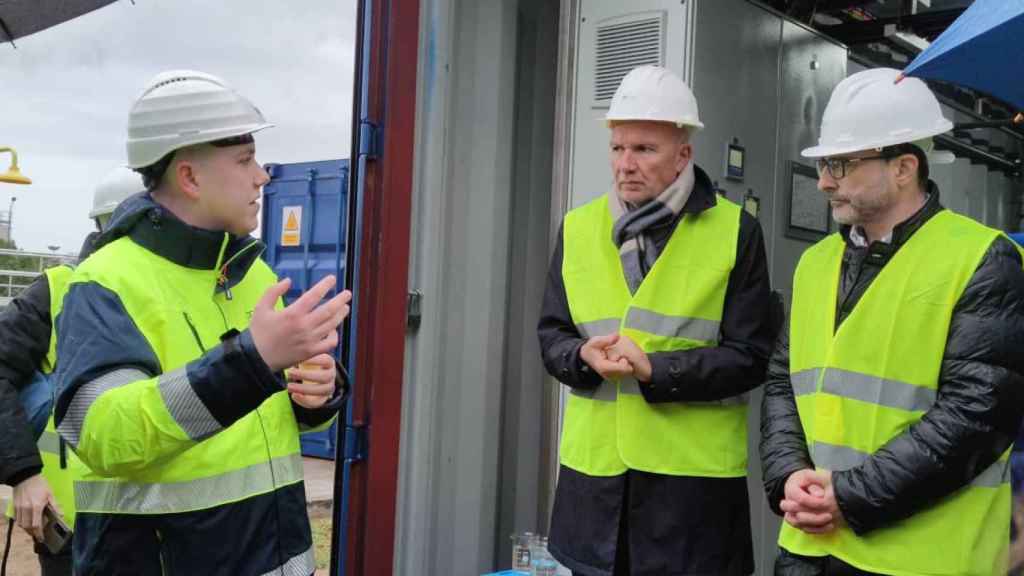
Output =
[
  {"x1": 281, "y1": 206, "x2": 302, "y2": 247},
  {"x1": 786, "y1": 161, "x2": 831, "y2": 242},
  {"x1": 725, "y1": 138, "x2": 745, "y2": 181},
  {"x1": 743, "y1": 189, "x2": 760, "y2": 219}
]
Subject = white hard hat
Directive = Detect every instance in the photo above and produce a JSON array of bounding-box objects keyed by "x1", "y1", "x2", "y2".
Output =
[
  {"x1": 91, "y1": 167, "x2": 142, "y2": 219},
  {"x1": 605, "y1": 65, "x2": 704, "y2": 130},
  {"x1": 802, "y1": 67, "x2": 953, "y2": 161},
  {"x1": 126, "y1": 70, "x2": 273, "y2": 168}
]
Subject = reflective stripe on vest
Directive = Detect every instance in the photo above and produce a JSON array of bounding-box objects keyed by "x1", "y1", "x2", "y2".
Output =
[
  {"x1": 781, "y1": 210, "x2": 1011, "y2": 576},
  {"x1": 576, "y1": 308, "x2": 721, "y2": 344},
  {"x1": 807, "y1": 440, "x2": 1009, "y2": 489},
  {"x1": 791, "y1": 368, "x2": 935, "y2": 413},
  {"x1": 37, "y1": 429, "x2": 61, "y2": 455},
  {"x1": 74, "y1": 453, "x2": 303, "y2": 514},
  {"x1": 560, "y1": 193, "x2": 747, "y2": 477}
]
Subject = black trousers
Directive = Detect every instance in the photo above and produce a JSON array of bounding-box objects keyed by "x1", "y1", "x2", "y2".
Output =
[
  {"x1": 774, "y1": 549, "x2": 881, "y2": 576},
  {"x1": 573, "y1": 474, "x2": 630, "y2": 576},
  {"x1": 34, "y1": 538, "x2": 72, "y2": 576}
]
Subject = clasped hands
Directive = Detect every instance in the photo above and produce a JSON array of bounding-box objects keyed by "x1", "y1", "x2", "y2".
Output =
[
  {"x1": 780, "y1": 469, "x2": 845, "y2": 534},
  {"x1": 580, "y1": 333, "x2": 652, "y2": 382}
]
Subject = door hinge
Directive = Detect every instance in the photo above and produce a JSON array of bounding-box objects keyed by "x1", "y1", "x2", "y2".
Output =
[
  {"x1": 406, "y1": 290, "x2": 423, "y2": 332},
  {"x1": 358, "y1": 120, "x2": 381, "y2": 159},
  {"x1": 343, "y1": 423, "x2": 367, "y2": 462}
]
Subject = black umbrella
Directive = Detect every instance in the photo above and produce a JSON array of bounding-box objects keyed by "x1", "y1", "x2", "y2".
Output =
[{"x1": 0, "y1": 0, "x2": 122, "y2": 47}]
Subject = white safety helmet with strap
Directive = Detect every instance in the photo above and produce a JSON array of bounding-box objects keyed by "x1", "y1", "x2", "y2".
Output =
[
  {"x1": 802, "y1": 67, "x2": 954, "y2": 163},
  {"x1": 126, "y1": 70, "x2": 273, "y2": 168},
  {"x1": 91, "y1": 166, "x2": 142, "y2": 220},
  {"x1": 606, "y1": 65, "x2": 704, "y2": 130}
]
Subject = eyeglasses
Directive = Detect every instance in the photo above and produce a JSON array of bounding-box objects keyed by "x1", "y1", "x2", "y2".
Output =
[{"x1": 815, "y1": 154, "x2": 893, "y2": 180}]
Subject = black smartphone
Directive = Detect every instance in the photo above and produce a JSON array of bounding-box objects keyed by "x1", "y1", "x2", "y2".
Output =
[{"x1": 41, "y1": 503, "x2": 72, "y2": 554}]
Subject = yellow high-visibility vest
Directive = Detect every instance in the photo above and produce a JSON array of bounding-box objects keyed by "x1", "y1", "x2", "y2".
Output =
[
  {"x1": 782, "y1": 209, "x2": 1011, "y2": 576},
  {"x1": 560, "y1": 194, "x2": 748, "y2": 477}
]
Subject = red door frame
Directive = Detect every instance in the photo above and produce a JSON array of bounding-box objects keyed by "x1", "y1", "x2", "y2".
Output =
[{"x1": 345, "y1": 0, "x2": 420, "y2": 573}]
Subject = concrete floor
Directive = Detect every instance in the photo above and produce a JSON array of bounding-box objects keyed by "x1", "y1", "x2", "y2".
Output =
[{"x1": 302, "y1": 456, "x2": 336, "y2": 512}]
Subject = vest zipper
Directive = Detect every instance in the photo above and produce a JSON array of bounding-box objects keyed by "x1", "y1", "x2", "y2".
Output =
[
  {"x1": 214, "y1": 237, "x2": 265, "y2": 302},
  {"x1": 182, "y1": 312, "x2": 206, "y2": 353},
  {"x1": 218, "y1": 270, "x2": 233, "y2": 301}
]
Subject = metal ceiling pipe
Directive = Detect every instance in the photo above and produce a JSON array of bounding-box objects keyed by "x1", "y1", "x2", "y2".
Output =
[{"x1": 936, "y1": 133, "x2": 1021, "y2": 174}]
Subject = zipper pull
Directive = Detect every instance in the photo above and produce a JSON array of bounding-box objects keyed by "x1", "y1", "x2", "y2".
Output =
[{"x1": 218, "y1": 266, "x2": 233, "y2": 300}]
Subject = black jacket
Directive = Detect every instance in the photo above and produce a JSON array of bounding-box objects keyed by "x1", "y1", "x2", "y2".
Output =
[
  {"x1": 0, "y1": 276, "x2": 51, "y2": 486},
  {"x1": 760, "y1": 185, "x2": 1024, "y2": 536},
  {"x1": 0, "y1": 233, "x2": 100, "y2": 486},
  {"x1": 539, "y1": 166, "x2": 777, "y2": 575}
]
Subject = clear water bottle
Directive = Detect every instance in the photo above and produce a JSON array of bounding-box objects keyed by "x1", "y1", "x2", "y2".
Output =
[
  {"x1": 510, "y1": 532, "x2": 533, "y2": 572},
  {"x1": 530, "y1": 536, "x2": 558, "y2": 576}
]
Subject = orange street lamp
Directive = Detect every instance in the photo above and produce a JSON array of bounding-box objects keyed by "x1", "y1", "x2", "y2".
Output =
[{"x1": 0, "y1": 146, "x2": 32, "y2": 185}]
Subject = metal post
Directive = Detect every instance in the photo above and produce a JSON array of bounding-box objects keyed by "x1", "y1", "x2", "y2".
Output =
[{"x1": 7, "y1": 196, "x2": 14, "y2": 245}]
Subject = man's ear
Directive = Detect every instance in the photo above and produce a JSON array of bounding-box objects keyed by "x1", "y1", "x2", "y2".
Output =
[
  {"x1": 894, "y1": 154, "x2": 919, "y2": 187},
  {"x1": 174, "y1": 158, "x2": 202, "y2": 201},
  {"x1": 676, "y1": 142, "x2": 693, "y2": 173}
]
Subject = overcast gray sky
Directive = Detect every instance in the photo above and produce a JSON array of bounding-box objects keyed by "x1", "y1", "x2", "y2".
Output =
[{"x1": 1, "y1": 0, "x2": 357, "y2": 252}]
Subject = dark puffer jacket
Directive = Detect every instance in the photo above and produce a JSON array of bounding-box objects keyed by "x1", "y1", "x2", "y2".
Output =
[
  {"x1": 0, "y1": 232, "x2": 99, "y2": 486},
  {"x1": 760, "y1": 185, "x2": 1024, "y2": 535}
]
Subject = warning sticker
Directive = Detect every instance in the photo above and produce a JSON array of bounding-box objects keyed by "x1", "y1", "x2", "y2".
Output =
[{"x1": 281, "y1": 206, "x2": 302, "y2": 247}]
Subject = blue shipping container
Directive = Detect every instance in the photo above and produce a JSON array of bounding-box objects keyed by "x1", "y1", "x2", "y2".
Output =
[{"x1": 261, "y1": 159, "x2": 350, "y2": 459}]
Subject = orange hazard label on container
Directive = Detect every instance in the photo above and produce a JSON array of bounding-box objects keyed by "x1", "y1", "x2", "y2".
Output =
[{"x1": 281, "y1": 206, "x2": 302, "y2": 247}]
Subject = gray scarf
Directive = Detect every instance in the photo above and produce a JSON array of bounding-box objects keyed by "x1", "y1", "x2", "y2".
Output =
[{"x1": 609, "y1": 162, "x2": 695, "y2": 293}]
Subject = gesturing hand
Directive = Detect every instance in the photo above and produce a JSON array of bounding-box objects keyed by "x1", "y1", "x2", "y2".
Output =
[{"x1": 250, "y1": 275, "x2": 352, "y2": 372}]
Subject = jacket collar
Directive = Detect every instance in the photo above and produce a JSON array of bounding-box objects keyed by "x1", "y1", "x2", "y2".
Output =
[
  {"x1": 838, "y1": 180, "x2": 944, "y2": 258},
  {"x1": 95, "y1": 193, "x2": 265, "y2": 293},
  {"x1": 681, "y1": 164, "x2": 718, "y2": 215}
]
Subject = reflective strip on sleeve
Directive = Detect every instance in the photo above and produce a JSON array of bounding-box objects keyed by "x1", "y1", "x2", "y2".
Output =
[
  {"x1": 57, "y1": 368, "x2": 149, "y2": 448},
  {"x1": 158, "y1": 366, "x2": 223, "y2": 441}
]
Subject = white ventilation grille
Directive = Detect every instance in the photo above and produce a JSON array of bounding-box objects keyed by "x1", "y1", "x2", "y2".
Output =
[{"x1": 593, "y1": 15, "x2": 665, "y2": 104}]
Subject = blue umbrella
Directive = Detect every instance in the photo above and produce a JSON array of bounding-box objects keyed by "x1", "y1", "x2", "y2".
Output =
[{"x1": 902, "y1": 0, "x2": 1024, "y2": 111}]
